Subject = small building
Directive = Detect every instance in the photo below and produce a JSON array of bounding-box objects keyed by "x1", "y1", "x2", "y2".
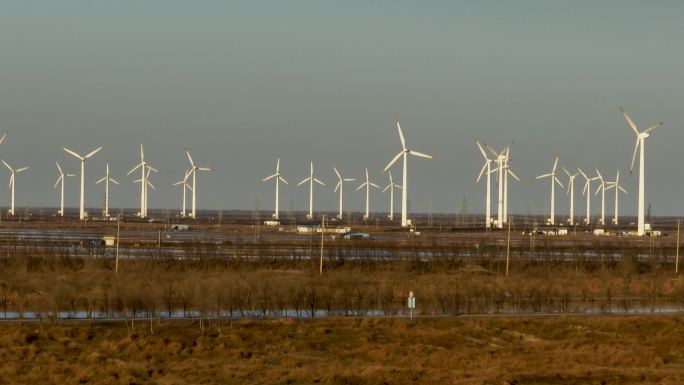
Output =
[
  {"x1": 594, "y1": 229, "x2": 605, "y2": 236},
  {"x1": 171, "y1": 224, "x2": 190, "y2": 231},
  {"x1": 296, "y1": 225, "x2": 352, "y2": 234},
  {"x1": 263, "y1": 220, "x2": 280, "y2": 227},
  {"x1": 102, "y1": 236, "x2": 116, "y2": 247},
  {"x1": 342, "y1": 232, "x2": 370, "y2": 240},
  {"x1": 536, "y1": 226, "x2": 568, "y2": 236}
]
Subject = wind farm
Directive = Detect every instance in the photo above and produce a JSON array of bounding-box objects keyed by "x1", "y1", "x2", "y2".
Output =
[{"x1": 2, "y1": 2, "x2": 684, "y2": 384}]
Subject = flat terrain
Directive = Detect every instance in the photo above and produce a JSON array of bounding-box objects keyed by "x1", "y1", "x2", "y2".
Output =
[{"x1": 1, "y1": 315, "x2": 683, "y2": 384}]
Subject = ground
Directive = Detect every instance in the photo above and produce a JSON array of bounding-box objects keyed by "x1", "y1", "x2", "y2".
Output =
[{"x1": 1, "y1": 315, "x2": 683, "y2": 385}]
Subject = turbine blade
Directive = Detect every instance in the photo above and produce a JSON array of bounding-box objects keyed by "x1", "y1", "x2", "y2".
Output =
[
  {"x1": 95, "y1": 177, "x2": 106, "y2": 184},
  {"x1": 595, "y1": 168, "x2": 603, "y2": 181},
  {"x1": 62, "y1": 147, "x2": 84, "y2": 160},
  {"x1": 409, "y1": 150, "x2": 433, "y2": 159},
  {"x1": 536, "y1": 173, "x2": 552, "y2": 179},
  {"x1": 279, "y1": 176, "x2": 288, "y2": 185},
  {"x1": 508, "y1": 169, "x2": 520, "y2": 181},
  {"x1": 186, "y1": 149, "x2": 195, "y2": 168},
  {"x1": 55, "y1": 161, "x2": 63, "y2": 174},
  {"x1": 127, "y1": 163, "x2": 143, "y2": 175},
  {"x1": 15, "y1": 167, "x2": 28, "y2": 173},
  {"x1": 343, "y1": 178, "x2": 356, "y2": 182},
  {"x1": 382, "y1": 184, "x2": 391, "y2": 192},
  {"x1": 1, "y1": 160, "x2": 12, "y2": 172},
  {"x1": 8, "y1": 174, "x2": 13, "y2": 189},
  {"x1": 578, "y1": 168, "x2": 587, "y2": 179},
  {"x1": 485, "y1": 144, "x2": 498, "y2": 158},
  {"x1": 620, "y1": 107, "x2": 640, "y2": 135},
  {"x1": 334, "y1": 181, "x2": 341, "y2": 193},
  {"x1": 333, "y1": 167, "x2": 341, "y2": 179},
  {"x1": 370, "y1": 183, "x2": 380, "y2": 188},
  {"x1": 476, "y1": 162, "x2": 488, "y2": 183},
  {"x1": 53, "y1": 176, "x2": 62, "y2": 189},
  {"x1": 552, "y1": 156, "x2": 559, "y2": 173},
  {"x1": 643, "y1": 121, "x2": 663, "y2": 134},
  {"x1": 475, "y1": 140, "x2": 489, "y2": 160},
  {"x1": 110, "y1": 178, "x2": 119, "y2": 185},
  {"x1": 356, "y1": 182, "x2": 367, "y2": 191},
  {"x1": 0, "y1": 132, "x2": 6, "y2": 146},
  {"x1": 147, "y1": 181, "x2": 156, "y2": 190},
  {"x1": 297, "y1": 177, "x2": 311, "y2": 186},
  {"x1": 84, "y1": 147, "x2": 102, "y2": 159},
  {"x1": 555, "y1": 177, "x2": 564, "y2": 188},
  {"x1": 276, "y1": 158, "x2": 280, "y2": 172},
  {"x1": 198, "y1": 167, "x2": 212, "y2": 171},
  {"x1": 562, "y1": 166, "x2": 571, "y2": 178},
  {"x1": 619, "y1": 186, "x2": 627, "y2": 193},
  {"x1": 262, "y1": 174, "x2": 277, "y2": 182},
  {"x1": 147, "y1": 165, "x2": 159, "y2": 173},
  {"x1": 383, "y1": 152, "x2": 403, "y2": 172},
  {"x1": 396, "y1": 121, "x2": 406, "y2": 150},
  {"x1": 314, "y1": 178, "x2": 325, "y2": 186}
]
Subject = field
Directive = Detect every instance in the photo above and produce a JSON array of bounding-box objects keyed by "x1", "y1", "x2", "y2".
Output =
[
  {"x1": 0, "y1": 214, "x2": 683, "y2": 384},
  {"x1": 2, "y1": 315, "x2": 684, "y2": 384}
]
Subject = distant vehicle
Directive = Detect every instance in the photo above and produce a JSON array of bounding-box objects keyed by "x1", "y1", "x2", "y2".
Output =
[
  {"x1": 342, "y1": 232, "x2": 371, "y2": 240},
  {"x1": 81, "y1": 239, "x2": 105, "y2": 247}
]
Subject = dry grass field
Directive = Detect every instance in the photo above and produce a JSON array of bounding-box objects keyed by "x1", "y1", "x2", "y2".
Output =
[{"x1": 1, "y1": 315, "x2": 683, "y2": 384}]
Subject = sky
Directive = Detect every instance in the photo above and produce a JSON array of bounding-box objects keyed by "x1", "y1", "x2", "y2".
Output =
[{"x1": 0, "y1": 1, "x2": 683, "y2": 217}]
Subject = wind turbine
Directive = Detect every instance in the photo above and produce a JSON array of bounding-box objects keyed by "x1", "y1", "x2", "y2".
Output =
[
  {"x1": 578, "y1": 168, "x2": 597, "y2": 225},
  {"x1": 63, "y1": 146, "x2": 102, "y2": 220},
  {"x1": 185, "y1": 149, "x2": 213, "y2": 219},
  {"x1": 127, "y1": 143, "x2": 158, "y2": 219},
  {"x1": 383, "y1": 122, "x2": 433, "y2": 228},
  {"x1": 382, "y1": 170, "x2": 401, "y2": 221},
  {"x1": 485, "y1": 144, "x2": 515, "y2": 228},
  {"x1": 475, "y1": 140, "x2": 494, "y2": 228},
  {"x1": 621, "y1": 107, "x2": 662, "y2": 236},
  {"x1": 95, "y1": 162, "x2": 119, "y2": 217},
  {"x1": 563, "y1": 167, "x2": 580, "y2": 226},
  {"x1": 356, "y1": 168, "x2": 380, "y2": 220},
  {"x1": 333, "y1": 166, "x2": 355, "y2": 220},
  {"x1": 262, "y1": 158, "x2": 288, "y2": 220},
  {"x1": 134, "y1": 166, "x2": 156, "y2": 218},
  {"x1": 173, "y1": 170, "x2": 192, "y2": 218},
  {"x1": 500, "y1": 147, "x2": 519, "y2": 223},
  {"x1": 297, "y1": 161, "x2": 325, "y2": 220},
  {"x1": 594, "y1": 169, "x2": 609, "y2": 226},
  {"x1": 1, "y1": 160, "x2": 28, "y2": 216},
  {"x1": 606, "y1": 170, "x2": 627, "y2": 225},
  {"x1": 535, "y1": 156, "x2": 564, "y2": 226},
  {"x1": 54, "y1": 162, "x2": 75, "y2": 217}
]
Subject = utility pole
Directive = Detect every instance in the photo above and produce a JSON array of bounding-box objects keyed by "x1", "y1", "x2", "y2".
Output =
[
  {"x1": 506, "y1": 216, "x2": 511, "y2": 276},
  {"x1": 115, "y1": 217, "x2": 120, "y2": 275},
  {"x1": 676, "y1": 220, "x2": 680, "y2": 275},
  {"x1": 319, "y1": 214, "x2": 325, "y2": 276}
]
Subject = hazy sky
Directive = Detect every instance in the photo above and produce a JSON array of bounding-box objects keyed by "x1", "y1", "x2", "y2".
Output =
[{"x1": 1, "y1": 1, "x2": 683, "y2": 216}]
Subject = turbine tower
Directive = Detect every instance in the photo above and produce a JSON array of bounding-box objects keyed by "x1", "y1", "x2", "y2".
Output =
[
  {"x1": 185, "y1": 149, "x2": 213, "y2": 219},
  {"x1": 356, "y1": 168, "x2": 380, "y2": 220},
  {"x1": 172, "y1": 170, "x2": 192, "y2": 218},
  {"x1": 485, "y1": 144, "x2": 515, "y2": 228},
  {"x1": 382, "y1": 170, "x2": 401, "y2": 221},
  {"x1": 594, "y1": 169, "x2": 610, "y2": 226},
  {"x1": 63, "y1": 146, "x2": 102, "y2": 220},
  {"x1": 606, "y1": 170, "x2": 627, "y2": 225},
  {"x1": 563, "y1": 167, "x2": 580, "y2": 226},
  {"x1": 54, "y1": 162, "x2": 75, "y2": 217},
  {"x1": 535, "y1": 156, "x2": 564, "y2": 226},
  {"x1": 127, "y1": 143, "x2": 157, "y2": 219},
  {"x1": 500, "y1": 147, "x2": 519, "y2": 223},
  {"x1": 578, "y1": 168, "x2": 597, "y2": 225},
  {"x1": 95, "y1": 162, "x2": 119, "y2": 217},
  {"x1": 333, "y1": 166, "x2": 355, "y2": 220},
  {"x1": 262, "y1": 158, "x2": 288, "y2": 220},
  {"x1": 1, "y1": 160, "x2": 28, "y2": 216},
  {"x1": 475, "y1": 140, "x2": 494, "y2": 228},
  {"x1": 133, "y1": 166, "x2": 156, "y2": 218},
  {"x1": 621, "y1": 107, "x2": 662, "y2": 236},
  {"x1": 383, "y1": 122, "x2": 432, "y2": 228},
  {"x1": 297, "y1": 161, "x2": 325, "y2": 220}
]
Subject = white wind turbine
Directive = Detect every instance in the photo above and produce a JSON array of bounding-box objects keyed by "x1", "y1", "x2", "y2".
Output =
[
  {"x1": 262, "y1": 158, "x2": 288, "y2": 220},
  {"x1": 297, "y1": 161, "x2": 325, "y2": 220},
  {"x1": 475, "y1": 140, "x2": 494, "y2": 228},
  {"x1": 594, "y1": 169, "x2": 609, "y2": 226},
  {"x1": 356, "y1": 168, "x2": 380, "y2": 220},
  {"x1": 95, "y1": 162, "x2": 119, "y2": 217},
  {"x1": 333, "y1": 166, "x2": 355, "y2": 220},
  {"x1": 382, "y1": 170, "x2": 401, "y2": 221},
  {"x1": 133, "y1": 166, "x2": 156, "y2": 218},
  {"x1": 536, "y1": 156, "x2": 564, "y2": 226},
  {"x1": 172, "y1": 170, "x2": 192, "y2": 218},
  {"x1": 578, "y1": 168, "x2": 598, "y2": 225},
  {"x1": 383, "y1": 122, "x2": 433, "y2": 228},
  {"x1": 127, "y1": 143, "x2": 158, "y2": 219},
  {"x1": 621, "y1": 107, "x2": 662, "y2": 236},
  {"x1": 54, "y1": 162, "x2": 75, "y2": 217},
  {"x1": 1, "y1": 160, "x2": 28, "y2": 216},
  {"x1": 185, "y1": 149, "x2": 213, "y2": 219},
  {"x1": 63, "y1": 146, "x2": 102, "y2": 220},
  {"x1": 563, "y1": 167, "x2": 580, "y2": 226},
  {"x1": 606, "y1": 170, "x2": 627, "y2": 225},
  {"x1": 487, "y1": 145, "x2": 519, "y2": 227}
]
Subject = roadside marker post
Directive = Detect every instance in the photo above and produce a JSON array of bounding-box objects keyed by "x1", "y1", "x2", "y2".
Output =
[{"x1": 407, "y1": 291, "x2": 416, "y2": 319}]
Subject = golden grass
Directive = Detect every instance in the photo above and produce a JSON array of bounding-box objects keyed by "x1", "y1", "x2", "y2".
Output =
[{"x1": 0, "y1": 315, "x2": 683, "y2": 384}]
